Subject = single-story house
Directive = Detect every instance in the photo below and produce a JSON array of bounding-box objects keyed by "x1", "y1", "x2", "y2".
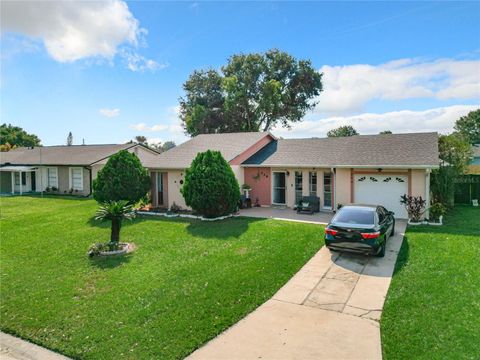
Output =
[
  {"x1": 146, "y1": 132, "x2": 439, "y2": 218},
  {"x1": 0, "y1": 143, "x2": 158, "y2": 196}
]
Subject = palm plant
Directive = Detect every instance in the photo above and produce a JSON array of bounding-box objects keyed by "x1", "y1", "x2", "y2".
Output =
[{"x1": 95, "y1": 200, "x2": 135, "y2": 250}]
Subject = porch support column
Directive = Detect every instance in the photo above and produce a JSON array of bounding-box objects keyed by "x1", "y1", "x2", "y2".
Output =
[
  {"x1": 19, "y1": 171, "x2": 23, "y2": 195},
  {"x1": 154, "y1": 172, "x2": 159, "y2": 206},
  {"x1": 11, "y1": 172, "x2": 15, "y2": 194}
]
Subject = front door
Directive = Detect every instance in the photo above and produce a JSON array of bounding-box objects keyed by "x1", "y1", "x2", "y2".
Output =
[
  {"x1": 31, "y1": 172, "x2": 36, "y2": 191},
  {"x1": 272, "y1": 172, "x2": 286, "y2": 205}
]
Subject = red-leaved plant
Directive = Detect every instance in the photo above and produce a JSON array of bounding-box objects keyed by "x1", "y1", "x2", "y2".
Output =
[{"x1": 400, "y1": 194, "x2": 426, "y2": 222}]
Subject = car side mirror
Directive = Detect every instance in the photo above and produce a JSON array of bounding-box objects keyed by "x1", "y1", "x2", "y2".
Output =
[{"x1": 389, "y1": 211, "x2": 395, "y2": 216}]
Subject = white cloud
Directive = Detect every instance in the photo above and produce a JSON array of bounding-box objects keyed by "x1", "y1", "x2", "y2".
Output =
[
  {"x1": 99, "y1": 108, "x2": 120, "y2": 118},
  {"x1": 146, "y1": 137, "x2": 164, "y2": 145},
  {"x1": 120, "y1": 49, "x2": 168, "y2": 72},
  {"x1": 0, "y1": 0, "x2": 162, "y2": 71},
  {"x1": 274, "y1": 105, "x2": 479, "y2": 138},
  {"x1": 130, "y1": 123, "x2": 168, "y2": 132},
  {"x1": 316, "y1": 58, "x2": 480, "y2": 115},
  {"x1": 129, "y1": 110, "x2": 188, "y2": 144}
]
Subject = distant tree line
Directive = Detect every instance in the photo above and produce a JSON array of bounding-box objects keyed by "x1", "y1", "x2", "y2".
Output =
[{"x1": 132, "y1": 136, "x2": 176, "y2": 153}]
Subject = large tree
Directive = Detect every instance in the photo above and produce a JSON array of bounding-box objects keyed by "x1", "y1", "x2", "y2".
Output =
[
  {"x1": 161, "y1": 141, "x2": 176, "y2": 152},
  {"x1": 431, "y1": 133, "x2": 473, "y2": 207},
  {"x1": 454, "y1": 109, "x2": 480, "y2": 144},
  {"x1": 438, "y1": 133, "x2": 472, "y2": 174},
  {"x1": 0, "y1": 124, "x2": 41, "y2": 150},
  {"x1": 180, "y1": 49, "x2": 323, "y2": 136},
  {"x1": 180, "y1": 70, "x2": 227, "y2": 136},
  {"x1": 327, "y1": 125, "x2": 359, "y2": 137}
]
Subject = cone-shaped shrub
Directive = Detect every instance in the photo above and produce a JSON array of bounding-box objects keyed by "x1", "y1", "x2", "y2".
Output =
[
  {"x1": 181, "y1": 150, "x2": 240, "y2": 218},
  {"x1": 93, "y1": 150, "x2": 150, "y2": 204}
]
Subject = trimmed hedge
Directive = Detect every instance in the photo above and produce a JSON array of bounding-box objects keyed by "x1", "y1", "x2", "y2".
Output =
[
  {"x1": 181, "y1": 150, "x2": 240, "y2": 218},
  {"x1": 93, "y1": 150, "x2": 150, "y2": 204}
]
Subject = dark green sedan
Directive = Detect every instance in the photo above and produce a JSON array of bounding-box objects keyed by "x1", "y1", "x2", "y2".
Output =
[{"x1": 324, "y1": 204, "x2": 395, "y2": 257}]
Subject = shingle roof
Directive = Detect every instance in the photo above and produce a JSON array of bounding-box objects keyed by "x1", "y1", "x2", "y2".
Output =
[
  {"x1": 243, "y1": 132, "x2": 439, "y2": 168},
  {"x1": 152, "y1": 132, "x2": 272, "y2": 169},
  {"x1": 0, "y1": 144, "x2": 135, "y2": 166}
]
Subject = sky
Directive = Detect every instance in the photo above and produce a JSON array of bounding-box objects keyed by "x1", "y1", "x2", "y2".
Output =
[{"x1": 1, "y1": 1, "x2": 479, "y2": 146}]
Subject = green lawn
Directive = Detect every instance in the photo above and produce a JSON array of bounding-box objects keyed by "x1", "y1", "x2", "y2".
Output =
[
  {"x1": 382, "y1": 206, "x2": 480, "y2": 360},
  {"x1": 0, "y1": 196, "x2": 323, "y2": 359}
]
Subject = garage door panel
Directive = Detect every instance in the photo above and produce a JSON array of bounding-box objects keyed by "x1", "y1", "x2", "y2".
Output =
[{"x1": 354, "y1": 174, "x2": 408, "y2": 218}]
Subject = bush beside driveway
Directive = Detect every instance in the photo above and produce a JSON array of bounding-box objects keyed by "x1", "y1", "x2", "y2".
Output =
[
  {"x1": 381, "y1": 206, "x2": 480, "y2": 360},
  {"x1": 0, "y1": 196, "x2": 322, "y2": 360}
]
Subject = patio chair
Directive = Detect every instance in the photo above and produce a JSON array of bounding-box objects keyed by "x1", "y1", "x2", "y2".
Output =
[
  {"x1": 296, "y1": 196, "x2": 320, "y2": 214},
  {"x1": 239, "y1": 194, "x2": 252, "y2": 209},
  {"x1": 473, "y1": 199, "x2": 479, "y2": 207}
]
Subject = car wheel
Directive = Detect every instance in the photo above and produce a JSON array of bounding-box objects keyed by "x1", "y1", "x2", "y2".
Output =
[{"x1": 375, "y1": 243, "x2": 386, "y2": 257}]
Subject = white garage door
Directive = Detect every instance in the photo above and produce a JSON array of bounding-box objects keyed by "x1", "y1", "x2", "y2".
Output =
[{"x1": 354, "y1": 174, "x2": 408, "y2": 218}]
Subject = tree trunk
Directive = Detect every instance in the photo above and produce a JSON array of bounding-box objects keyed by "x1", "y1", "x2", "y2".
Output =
[{"x1": 110, "y1": 218, "x2": 121, "y2": 247}]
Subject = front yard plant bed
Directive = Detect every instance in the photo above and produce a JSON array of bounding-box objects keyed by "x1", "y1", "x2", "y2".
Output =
[
  {"x1": 0, "y1": 196, "x2": 323, "y2": 359},
  {"x1": 136, "y1": 210, "x2": 239, "y2": 221},
  {"x1": 381, "y1": 206, "x2": 480, "y2": 359}
]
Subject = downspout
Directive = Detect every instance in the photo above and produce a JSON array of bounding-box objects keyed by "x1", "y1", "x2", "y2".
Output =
[
  {"x1": 331, "y1": 167, "x2": 336, "y2": 212},
  {"x1": 425, "y1": 169, "x2": 431, "y2": 219},
  {"x1": 87, "y1": 166, "x2": 93, "y2": 197}
]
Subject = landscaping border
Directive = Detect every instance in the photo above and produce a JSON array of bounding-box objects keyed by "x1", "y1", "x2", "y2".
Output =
[{"x1": 136, "y1": 211, "x2": 240, "y2": 222}]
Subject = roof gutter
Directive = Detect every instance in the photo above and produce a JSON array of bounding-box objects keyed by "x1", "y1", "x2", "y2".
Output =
[{"x1": 241, "y1": 164, "x2": 440, "y2": 169}]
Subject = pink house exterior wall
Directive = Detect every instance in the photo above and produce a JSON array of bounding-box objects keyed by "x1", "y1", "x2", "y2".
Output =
[
  {"x1": 244, "y1": 167, "x2": 271, "y2": 206},
  {"x1": 229, "y1": 135, "x2": 274, "y2": 165}
]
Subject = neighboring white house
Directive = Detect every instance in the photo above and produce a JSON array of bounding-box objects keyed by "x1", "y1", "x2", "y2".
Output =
[{"x1": 0, "y1": 143, "x2": 159, "y2": 196}]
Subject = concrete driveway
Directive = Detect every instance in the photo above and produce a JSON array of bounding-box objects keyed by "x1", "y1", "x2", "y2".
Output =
[{"x1": 188, "y1": 220, "x2": 407, "y2": 360}]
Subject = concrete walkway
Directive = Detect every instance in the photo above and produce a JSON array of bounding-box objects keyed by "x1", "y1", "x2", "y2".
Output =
[
  {"x1": 239, "y1": 207, "x2": 333, "y2": 224},
  {"x1": 0, "y1": 332, "x2": 70, "y2": 360},
  {"x1": 188, "y1": 221, "x2": 407, "y2": 360}
]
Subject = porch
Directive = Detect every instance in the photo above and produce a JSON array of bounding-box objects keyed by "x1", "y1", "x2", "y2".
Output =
[
  {"x1": 239, "y1": 206, "x2": 334, "y2": 225},
  {"x1": 0, "y1": 166, "x2": 38, "y2": 195}
]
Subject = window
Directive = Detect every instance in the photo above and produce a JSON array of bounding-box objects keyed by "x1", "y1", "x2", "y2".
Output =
[
  {"x1": 295, "y1": 171, "x2": 303, "y2": 204},
  {"x1": 21, "y1": 172, "x2": 26, "y2": 185},
  {"x1": 323, "y1": 172, "x2": 332, "y2": 208},
  {"x1": 14, "y1": 173, "x2": 20, "y2": 186},
  {"x1": 47, "y1": 167, "x2": 58, "y2": 187},
  {"x1": 333, "y1": 208, "x2": 375, "y2": 225},
  {"x1": 309, "y1": 171, "x2": 317, "y2": 196},
  {"x1": 70, "y1": 168, "x2": 83, "y2": 191}
]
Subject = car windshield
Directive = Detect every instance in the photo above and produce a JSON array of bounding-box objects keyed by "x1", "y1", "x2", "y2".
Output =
[{"x1": 333, "y1": 208, "x2": 375, "y2": 225}]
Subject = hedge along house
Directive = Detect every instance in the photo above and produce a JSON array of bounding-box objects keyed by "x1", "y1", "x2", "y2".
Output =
[
  {"x1": 147, "y1": 132, "x2": 439, "y2": 219},
  {"x1": 0, "y1": 143, "x2": 159, "y2": 196}
]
